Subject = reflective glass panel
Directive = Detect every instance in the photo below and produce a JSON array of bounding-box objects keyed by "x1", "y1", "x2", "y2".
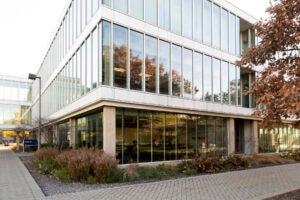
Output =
[
  {"x1": 130, "y1": 0, "x2": 143, "y2": 20},
  {"x1": 221, "y1": 61, "x2": 229, "y2": 104},
  {"x1": 236, "y1": 17, "x2": 240, "y2": 56},
  {"x1": 171, "y1": 0, "x2": 181, "y2": 35},
  {"x1": 145, "y1": 36, "x2": 157, "y2": 93},
  {"x1": 177, "y1": 114, "x2": 187, "y2": 159},
  {"x1": 114, "y1": 0, "x2": 128, "y2": 13},
  {"x1": 116, "y1": 109, "x2": 123, "y2": 163},
  {"x1": 212, "y1": 4, "x2": 220, "y2": 48},
  {"x1": 203, "y1": 0, "x2": 211, "y2": 45},
  {"x1": 183, "y1": 0, "x2": 192, "y2": 38},
  {"x1": 159, "y1": 0, "x2": 170, "y2": 30},
  {"x1": 183, "y1": 48, "x2": 193, "y2": 99},
  {"x1": 213, "y1": 58, "x2": 221, "y2": 103},
  {"x1": 152, "y1": 112, "x2": 165, "y2": 161},
  {"x1": 145, "y1": 0, "x2": 157, "y2": 25},
  {"x1": 92, "y1": 28, "x2": 98, "y2": 89},
  {"x1": 87, "y1": 0, "x2": 92, "y2": 23},
  {"x1": 237, "y1": 66, "x2": 241, "y2": 105},
  {"x1": 187, "y1": 116, "x2": 197, "y2": 157},
  {"x1": 76, "y1": 50, "x2": 81, "y2": 98},
  {"x1": 194, "y1": 0, "x2": 202, "y2": 42},
  {"x1": 139, "y1": 111, "x2": 152, "y2": 162},
  {"x1": 159, "y1": 40, "x2": 170, "y2": 95},
  {"x1": 229, "y1": 13, "x2": 236, "y2": 54},
  {"x1": 102, "y1": 0, "x2": 111, "y2": 6},
  {"x1": 81, "y1": 43, "x2": 86, "y2": 95},
  {"x1": 203, "y1": 55, "x2": 212, "y2": 101},
  {"x1": 171, "y1": 45, "x2": 181, "y2": 96},
  {"x1": 193, "y1": 52, "x2": 202, "y2": 100},
  {"x1": 102, "y1": 21, "x2": 111, "y2": 85},
  {"x1": 124, "y1": 110, "x2": 138, "y2": 163},
  {"x1": 86, "y1": 36, "x2": 92, "y2": 92},
  {"x1": 130, "y1": 30, "x2": 143, "y2": 90},
  {"x1": 113, "y1": 25, "x2": 128, "y2": 88},
  {"x1": 229, "y1": 63, "x2": 236, "y2": 105},
  {"x1": 92, "y1": 0, "x2": 98, "y2": 14},
  {"x1": 165, "y1": 113, "x2": 176, "y2": 160}
]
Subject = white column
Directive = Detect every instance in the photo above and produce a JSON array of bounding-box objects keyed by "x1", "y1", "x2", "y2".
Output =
[
  {"x1": 227, "y1": 118, "x2": 235, "y2": 155},
  {"x1": 69, "y1": 118, "x2": 76, "y2": 149},
  {"x1": 103, "y1": 106, "x2": 116, "y2": 156}
]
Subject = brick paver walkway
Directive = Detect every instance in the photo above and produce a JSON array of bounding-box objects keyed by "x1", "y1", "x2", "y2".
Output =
[{"x1": 1, "y1": 146, "x2": 300, "y2": 200}]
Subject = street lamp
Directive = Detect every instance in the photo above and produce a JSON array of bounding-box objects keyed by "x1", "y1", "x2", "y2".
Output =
[{"x1": 28, "y1": 73, "x2": 41, "y2": 150}]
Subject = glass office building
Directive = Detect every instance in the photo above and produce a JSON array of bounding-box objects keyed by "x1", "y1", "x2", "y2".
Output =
[{"x1": 30, "y1": 0, "x2": 300, "y2": 163}]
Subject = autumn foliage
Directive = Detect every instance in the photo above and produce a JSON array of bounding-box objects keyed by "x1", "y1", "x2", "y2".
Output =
[{"x1": 237, "y1": 0, "x2": 300, "y2": 128}]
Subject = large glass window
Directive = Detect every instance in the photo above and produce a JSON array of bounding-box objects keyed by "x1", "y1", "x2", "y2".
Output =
[
  {"x1": 113, "y1": 0, "x2": 128, "y2": 13},
  {"x1": 237, "y1": 66, "x2": 241, "y2": 105},
  {"x1": 92, "y1": 0, "x2": 98, "y2": 15},
  {"x1": 152, "y1": 112, "x2": 165, "y2": 161},
  {"x1": 145, "y1": 0, "x2": 157, "y2": 25},
  {"x1": 229, "y1": 13, "x2": 236, "y2": 54},
  {"x1": 123, "y1": 110, "x2": 138, "y2": 163},
  {"x1": 76, "y1": 49, "x2": 81, "y2": 98},
  {"x1": 81, "y1": 43, "x2": 86, "y2": 95},
  {"x1": 113, "y1": 25, "x2": 128, "y2": 88},
  {"x1": 82, "y1": 0, "x2": 87, "y2": 30},
  {"x1": 171, "y1": 45, "x2": 182, "y2": 96},
  {"x1": 203, "y1": 55, "x2": 212, "y2": 101},
  {"x1": 187, "y1": 116, "x2": 197, "y2": 157},
  {"x1": 193, "y1": 52, "x2": 202, "y2": 100},
  {"x1": 221, "y1": 9, "x2": 228, "y2": 51},
  {"x1": 183, "y1": 0, "x2": 192, "y2": 38},
  {"x1": 102, "y1": 21, "x2": 111, "y2": 85},
  {"x1": 159, "y1": 0, "x2": 170, "y2": 30},
  {"x1": 130, "y1": 30, "x2": 143, "y2": 90},
  {"x1": 229, "y1": 63, "x2": 236, "y2": 105},
  {"x1": 130, "y1": 0, "x2": 143, "y2": 20},
  {"x1": 212, "y1": 4, "x2": 220, "y2": 48},
  {"x1": 213, "y1": 58, "x2": 221, "y2": 103},
  {"x1": 159, "y1": 40, "x2": 170, "y2": 95},
  {"x1": 183, "y1": 48, "x2": 193, "y2": 99},
  {"x1": 194, "y1": 0, "x2": 202, "y2": 42},
  {"x1": 92, "y1": 28, "x2": 98, "y2": 89},
  {"x1": 87, "y1": 0, "x2": 92, "y2": 23},
  {"x1": 86, "y1": 36, "x2": 92, "y2": 92},
  {"x1": 145, "y1": 36, "x2": 157, "y2": 93},
  {"x1": 203, "y1": 0, "x2": 212, "y2": 45},
  {"x1": 236, "y1": 17, "x2": 240, "y2": 56},
  {"x1": 116, "y1": 109, "x2": 123, "y2": 163},
  {"x1": 177, "y1": 114, "x2": 187, "y2": 159},
  {"x1": 221, "y1": 61, "x2": 229, "y2": 104},
  {"x1": 139, "y1": 111, "x2": 152, "y2": 162},
  {"x1": 165, "y1": 113, "x2": 176, "y2": 160},
  {"x1": 102, "y1": 0, "x2": 111, "y2": 6},
  {"x1": 171, "y1": 0, "x2": 182, "y2": 35}
]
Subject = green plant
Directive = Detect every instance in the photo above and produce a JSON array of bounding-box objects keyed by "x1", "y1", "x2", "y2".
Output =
[{"x1": 54, "y1": 168, "x2": 72, "y2": 183}]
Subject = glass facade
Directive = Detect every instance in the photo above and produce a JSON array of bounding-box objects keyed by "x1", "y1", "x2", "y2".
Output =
[
  {"x1": 116, "y1": 108, "x2": 228, "y2": 164},
  {"x1": 130, "y1": 30, "x2": 143, "y2": 90}
]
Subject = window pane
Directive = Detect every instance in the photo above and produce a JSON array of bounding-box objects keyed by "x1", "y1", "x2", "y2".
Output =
[
  {"x1": 221, "y1": 9, "x2": 228, "y2": 51},
  {"x1": 159, "y1": 40, "x2": 170, "y2": 95},
  {"x1": 236, "y1": 17, "x2": 240, "y2": 56},
  {"x1": 130, "y1": 0, "x2": 143, "y2": 20},
  {"x1": 183, "y1": 48, "x2": 193, "y2": 99},
  {"x1": 102, "y1": 21, "x2": 111, "y2": 85},
  {"x1": 87, "y1": 0, "x2": 92, "y2": 23},
  {"x1": 82, "y1": 0, "x2": 86, "y2": 30},
  {"x1": 229, "y1": 13, "x2": 236, "y2": 54},
  {"x1": 221, "y1": 61, "x2": 229, "y2": 104},
  {"x1": 194, "y1": 0, "x2": 202, "y2": 42},
  {"x1": 114, "y1": 0, "x2": 128, "y2": 13},
  {"x1": 229, "y1": 63, "x2": 236, "y2": 105},
  {"x1": 203, "y1": 55, "x2": 212, "y2": 101},
  {"x1": 92, "y1": 0, "x2": 99, "y2": 15},
  {"x1": 145, "y1": 0, "x2": 157, "y2": 25},
  {"x1": 213, "y1": 58, "x2": 221, "y2": 103},
  {"x1": 145, "y1": 36, "x2": 157, "y2": 93},
  {"x1": 183, "y1": 0, "x2": 192, "y2": 38},
  {"x1": 102, "y1": 0, "x2": 111, "y2": 6},
  {"x1": 92, "y1": 28, "x2": 98, "y2": 89},
  {"x1": 193, "y1": 52, "x2": 202, "y2": 100},
  {"x1": 212, "y1": 4, "x2": 220, "y2": 48},
  {"x1": 203, "y1": 0, "x2": 211, "y2": 45},
  {"x1": 152, "y1": 112, "x2": 165, "y2": 161},
  {"x1": 159, "y1": 0, "x2": 170, "y2": 30},
  {"x1": 171, "y1": 45, "x2": 181, "y2": 96},
  {"x1": 171, "y1": 0, "x2": 181, "y2": 35},
  {"x1": 187, "y1": 116, "x2": 197, "y2": 157},
  {"x1": 177, "y1": 114, "x2": 187, "y2": 159},
  {"x1": 130, "y1": 30, "x2": 143, "y2": 90},
  {"x1": 76, "y1": 50, "x2": 81, "y2": 98},
  {"x1": 139, "y1": 111, "x2": 152, "y2": 162},
  {"x1": 81, "y1": 43, "x2": 86, "y2": 95},
  {"x1": 116, "y1": 109, "x2": 123, "y2": 163},
  {"x1": 113, "y1": 25, "x2": 128, "y2": 88},
  {"x1": 165, "y1": 113, "x2": 176, "y2": 160},
  {"x1": 237, "y1": 66, "x2": 241, "y2": 105},
  {"x1": 123, "y1": 110, "x2": 138, "y2": 163},
  {"x1": 86, "y1": 36, "x2": 92, "y2": 92}
]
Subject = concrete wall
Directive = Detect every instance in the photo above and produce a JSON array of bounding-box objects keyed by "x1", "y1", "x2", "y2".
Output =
[
  {"x1": 227, "y1": 118, "x2": 235, "y2": 155},
  {"x1": 103, "y1": 106, "x2": 116, "y2": 156}
]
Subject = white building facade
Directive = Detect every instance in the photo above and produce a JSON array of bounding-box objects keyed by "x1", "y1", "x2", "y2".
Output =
[{"x1": 31, "y1": 0, "x2": 300, "y2": 164}]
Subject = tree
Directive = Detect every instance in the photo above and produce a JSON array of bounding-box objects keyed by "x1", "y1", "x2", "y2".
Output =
[{"x1": 237, "y1": 0, "x2": 300, "y2": 128}]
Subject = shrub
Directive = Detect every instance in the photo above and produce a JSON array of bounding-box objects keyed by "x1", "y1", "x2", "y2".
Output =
[
  {"x1": 223, "y1": 155, "x2": 251, "y2": 170},
  {"x1": 34, "y1": 147, "x2": 59, "y2": 162},
  {"x1": 54, "y1": 168, "x2": 72, "y2": 183}
]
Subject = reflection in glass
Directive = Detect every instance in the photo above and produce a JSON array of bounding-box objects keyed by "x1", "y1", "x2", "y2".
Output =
[
  {"x1": 171, "y1": 45, "x2": 181, "y2": 96},
  {"x1": 76, "y1": 49, "x2": 81, "y2": 98},
  {"x1": 229, "y1": 64, "x2": 236, "y2": 105},
  {"x1": 165, "y1": 113, "x2": 176, "y2": 160},
  {"x1": 102, "y1": 0, "x2": 111, "y2": 6},
  {"x1": 203, "y1": 55, "x2": 212, "y2": 101},
  {"x1": 114, "y1": 0, "x2": 128, "y2": 13},
  {"x1": 159, "y1": 40, "x2": 170, "y2": 95},
  {"x1": 116, "y1": 109, "x2": 123, "y2": 163},
  {"x1": 130, "y1": 0, "x2": 143, "y2": 20},
  {"x1": 145, "y1": 0, "x2": 157, "y2": 25},
  {"x1": 221, "y1": 61, "x2": 229, "y2": 104},
  {"x1": 221, "y1": 8, "x2": 229, "y2": 51},
  {"x1": 124, "y1": 110, "x2": 138, "y2": 163},
  {"x1": 152, "y1": 112, "x2": 165, "y2": 161},
  {"x1": 183, "y1": 49, "x2": 193, "y2": 99},
  {"x1": 194, "y1": 0, "x2": 202, "y2": 42},
  {"x1": 213, "y1": 58, "x2": 221, "y2": 103},
  {"x1": 113, "y1": 25, "x2": 128, "y2": 88},
  {"x1": 86, "y1": 36, "x2": 92, "y2": 92},
  {"x1": 145, "y1": 36, "x2": 157, "y2": 93},
  {"x1": 177, "y1": 114, "x2": 187, "y2": 159},
  {"x1": 130, "y1": 30, "x2": 143, "y2": 90},
  {"x1": 139, "y1": 111, "x2": 152, "y2": 162},
  {"x1": 236, "y1": 17, "x2": 240, "y2": 56},
  {"x1": 81, "y1": 43, "x2": 86, "y2": 95},
  {"x1": 187, "y1": 117, "x2": 196, "y2": 157},
  {"x1": 193, "y1": 52, "x2": 202, "y2": 100},
  {"x1": 92, "y1": 28, "x2": 98, "y2": 89},
  {"x1": 171, "y1": 0, "x2": 182, "y2": 35},
  {"x1": 212, "y1": 4, "x2": 220, "y2": 48},
  {"x1": 229, "y1": 13, "x2": 236, "y2": 54},
  {"x1": 159, "y1": 0, "x2": 170, "y2": 30},
  {"x1": 204, "y1": 0, "x2": 212, "y2": 45},
  {"x1": 183, "y1": 0, "x2": 192, "y2": 38},
  {"x1": 237, "y1": 67, "x2": 241, "y2": 105},
  {"x1": 102, "y1": 21, "x2": 111, "y2": 85}
]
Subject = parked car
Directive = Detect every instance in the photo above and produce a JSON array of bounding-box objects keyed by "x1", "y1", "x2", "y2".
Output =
[{"x1": 4, "y1": 141, "x2": 9, "y2": 146}]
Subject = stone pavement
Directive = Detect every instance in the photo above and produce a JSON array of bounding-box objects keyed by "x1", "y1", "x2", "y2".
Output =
[{"x1": 1, "y1": 145, "x2": 300, "y2": 200}]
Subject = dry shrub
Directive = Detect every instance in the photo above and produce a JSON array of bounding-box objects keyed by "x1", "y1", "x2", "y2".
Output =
[
  {"x1": 252, "y1": 154, "x2": 296, "y2": 165},
  {"x1": 34, "y1": 147, "x2": 59, "y2": 161}
]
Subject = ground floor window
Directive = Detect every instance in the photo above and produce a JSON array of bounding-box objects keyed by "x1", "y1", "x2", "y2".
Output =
[
  {"x1": 116, "y1": 108, "x2": 227, "y2": 164},
  {"x1": 58, "y1": 122, "x2": 70, "y2": 148},
  {"x1": 76, "y1": 112, "x2": 103, "y2": 148},
  {"x1": 258, "y1": 124, "x2": 300, "y2": 153}
]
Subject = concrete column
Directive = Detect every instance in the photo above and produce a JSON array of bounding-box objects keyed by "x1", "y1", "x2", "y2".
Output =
[
  {"x1": 244, "y1": 120, "x2": 258, "y2": 155},
  {"x1": 103, "y1": 106, "x2": 116, "y2": 156},
  {"x1": 227, "y1": 118, "x2": 235, "y2": 155},
  {"x1": 69, "y1": 118, "x2": 76, "y2": 149},
  {"x1": 53, "y1": 125, "x2": 58, "y2": 144},
  {"x1": 252, "y1": 121, "x2": 258, "y2": 154},
  {"x1": 41, "y1": 128, "x2": 48, "y2": 144}
]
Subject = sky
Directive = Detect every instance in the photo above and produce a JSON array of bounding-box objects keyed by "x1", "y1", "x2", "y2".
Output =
[{"x1": 0, "y1": 0, "x2": 269, "y2": 79}]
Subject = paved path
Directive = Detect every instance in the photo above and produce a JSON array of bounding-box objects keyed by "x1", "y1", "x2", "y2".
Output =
[{"x1": 1, "y1": 146, "x2": 300, "y2": 200}]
